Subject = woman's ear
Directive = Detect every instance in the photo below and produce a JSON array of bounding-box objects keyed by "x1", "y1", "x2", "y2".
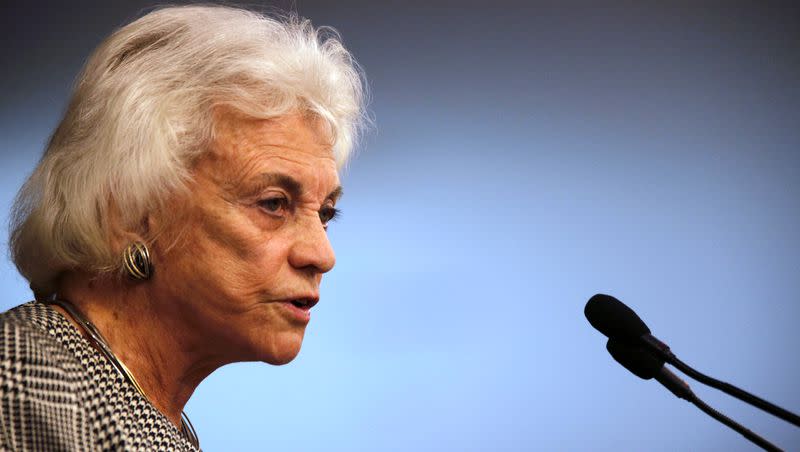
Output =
[
  {"x1": 104, "y1": 202, "x2": 140, "y2": 256},
  {"x1": 140, "y1": 190, "x2": 196, "y2": 257}
]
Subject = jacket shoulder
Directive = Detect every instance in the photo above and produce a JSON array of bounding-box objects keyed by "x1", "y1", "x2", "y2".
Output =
[{"x1": 0, "y1": 302, "x2": 95, "y2": 451}]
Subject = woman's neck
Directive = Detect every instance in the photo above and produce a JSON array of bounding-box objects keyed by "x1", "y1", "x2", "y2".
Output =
[{"x1": 54, "y1": 272, "x2": 221, "y2": 428}]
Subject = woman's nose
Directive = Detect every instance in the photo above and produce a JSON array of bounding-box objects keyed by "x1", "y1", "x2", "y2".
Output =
[{"x1": 287, "y1": 216, "x2": 336, "y2": 274}]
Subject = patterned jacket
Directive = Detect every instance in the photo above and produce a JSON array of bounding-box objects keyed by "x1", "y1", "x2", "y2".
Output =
[{"x1": 0, "y1": 302, "x2": 199, "y2": 451}]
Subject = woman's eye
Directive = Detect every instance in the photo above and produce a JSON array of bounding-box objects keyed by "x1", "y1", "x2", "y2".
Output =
[
  {"x1": 258, "y1": 197, "x2": 288, "y2": 214},
  {"x1": 319, "y1": 206, "x2": 339, "y2": 228}
]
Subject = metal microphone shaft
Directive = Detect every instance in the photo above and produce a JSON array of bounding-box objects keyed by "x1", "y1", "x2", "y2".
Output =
[
  {"x1": 586, "y1": 294, "x2": 800, "y2": 428},
  {"x1": 640, "y1": 335, "x2": 800, "y2": 428},
  {"x1": 605, "y1": 339, "x2": 784, "y2": 451},
  {"x1": 671, "y1": 356, "x2": 800, "y2": 428},
  {"x1": 688, "y1": 393, "x2": 782, "y2": 452}
]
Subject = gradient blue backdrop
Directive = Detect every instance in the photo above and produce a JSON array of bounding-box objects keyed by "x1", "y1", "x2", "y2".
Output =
[{"x1": 1, "y1": 1, "x2": 799, "y2": 450}]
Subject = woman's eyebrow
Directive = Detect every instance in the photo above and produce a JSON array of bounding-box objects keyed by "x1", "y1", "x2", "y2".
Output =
[
  {"x1": 328, "y1": 186, "x2": 343, "y2": 203},
  {"x1": 259, "y1": 172, "x2": 302, "y2": 198},
  {"x1": 259, "y1": 172, "x2": 343, "y2": 203}
]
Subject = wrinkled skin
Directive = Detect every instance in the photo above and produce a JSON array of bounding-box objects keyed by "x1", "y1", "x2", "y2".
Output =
[
  {"x1": 152, "y1": 110, "x2": 341, "y2": 365},
  {"x1": 57, "y1": 110, "x2": 342, "y2": 426}
]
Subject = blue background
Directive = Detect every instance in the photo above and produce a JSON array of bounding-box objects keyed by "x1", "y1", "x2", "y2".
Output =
[{"x1": 2, "y1": 1, "x2": 799, "y2": 450}]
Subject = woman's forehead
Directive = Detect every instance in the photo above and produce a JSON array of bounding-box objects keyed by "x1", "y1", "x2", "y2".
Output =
[
  {"x1": 212, "y1": 110, "x2": 335, "y2": 158},
  {"x1": 201, "y1": 112, "x2": 339, "y2": 195}
]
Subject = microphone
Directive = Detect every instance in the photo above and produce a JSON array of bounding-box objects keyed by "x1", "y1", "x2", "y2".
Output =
[
  {"x1": 584, "y1": 294, "x2": 674, "y2": 361},
  {"x1": 584, "y1": 293, "x2": 800, "y2": 428},
  {"x1": 604, "y1": 338, "x2": 782, "y2": 451},
  {"x1": 606, "y1": 339, "x2": 692, "y2": 400},
  {"x1": 585, "y1": 294, "x2": 650, "y2": 340}
]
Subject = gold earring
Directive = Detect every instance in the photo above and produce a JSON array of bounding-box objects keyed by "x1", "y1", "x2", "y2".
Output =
[{"x1": 123, "y1": 242, "x2": 153, "y2": 280}]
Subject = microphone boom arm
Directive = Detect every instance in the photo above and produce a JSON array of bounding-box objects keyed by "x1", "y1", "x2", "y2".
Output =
[
  {"x1": 671, "y1": 354, "x2": 800, "y2": 429},
  {"x1": 689, "y1": 392, "x2": 783, "y2": 452},
  {"x1": 639, "y1": 334, "x2": 800, "y2": 428}
]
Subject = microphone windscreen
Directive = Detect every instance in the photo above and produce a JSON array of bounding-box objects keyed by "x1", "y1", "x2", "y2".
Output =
[
  {"x1": 584, "y1": 294, "x2": 651, "y2": 341},
  {"x1": 606, "y1": 339, "x2": 665, "y2": 380}
]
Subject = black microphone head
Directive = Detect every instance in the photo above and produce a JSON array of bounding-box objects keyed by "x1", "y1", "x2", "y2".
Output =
[
  {"x1": 584, "y1": 294, "x2": 650, "y2": 342},
  {"x1": 606, "y1": 339, "x2": 665, "y2": 380}
]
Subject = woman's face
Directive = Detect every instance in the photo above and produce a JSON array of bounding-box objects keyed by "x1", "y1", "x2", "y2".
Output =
[{"x1": 150, "y1": 111, "x2": 341, "y2": 366}]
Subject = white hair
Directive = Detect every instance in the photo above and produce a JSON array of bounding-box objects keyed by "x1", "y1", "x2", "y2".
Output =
[{"x1": 10, "y1": 5, "x2": 367, "y2": 297}]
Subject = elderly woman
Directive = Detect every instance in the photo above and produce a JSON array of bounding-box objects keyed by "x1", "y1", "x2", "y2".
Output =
[{"x1": 1, "y1": 5, "x2": 364, "y2": 450}]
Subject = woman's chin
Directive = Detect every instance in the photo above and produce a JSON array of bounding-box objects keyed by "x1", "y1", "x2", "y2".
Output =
[{"x1": 258, "y1": 330, "x2": 305, "y2": 365}]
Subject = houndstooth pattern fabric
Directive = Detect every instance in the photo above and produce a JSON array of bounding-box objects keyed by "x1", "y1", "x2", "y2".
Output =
[{"x1": 0, "y1": 302, "x2": 200, "y2": 451}]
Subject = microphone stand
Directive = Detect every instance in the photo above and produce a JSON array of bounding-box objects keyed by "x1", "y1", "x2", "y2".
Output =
[
  {"x1": 687, "y1": 392, "x2": 782, "y2": 452},
  {"x1": 610, "y1": 340, "x2": 785, "y2": 451},
  {"x1": 673, "y1": 356, "x2": 800, "y2": 428},
  {"x1": 641, "y1": 334, "x2": 800, "y2": 428}
]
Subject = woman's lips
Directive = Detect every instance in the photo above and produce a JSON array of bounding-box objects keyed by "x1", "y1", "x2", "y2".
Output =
[{"x1": 278, "y1": 300, "x2": 313, "y2": 323}]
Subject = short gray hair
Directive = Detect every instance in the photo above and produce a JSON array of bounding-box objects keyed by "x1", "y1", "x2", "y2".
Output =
[{"x1": 10, "y1": 5, "x2": 367, "y2": 297}]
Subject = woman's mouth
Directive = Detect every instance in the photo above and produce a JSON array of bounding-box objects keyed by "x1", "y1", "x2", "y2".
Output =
[
  {"x1": 290, "y1": 298, "x2": 318, "y2": 309},
  {"x1": 279, "y1": 298, "x2": 318, "y2": 323}
]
